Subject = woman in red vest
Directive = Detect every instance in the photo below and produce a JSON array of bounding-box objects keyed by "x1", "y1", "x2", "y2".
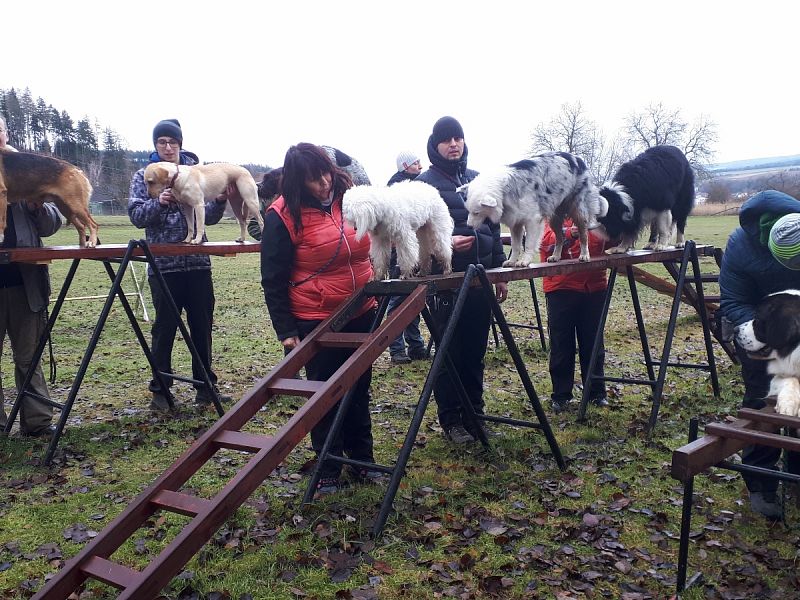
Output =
[
  {"x1": 261, "y1": 143, "x2": 377, "y2": 496},
  {"x1": 539, "y1": 220, "x2": 610, "y2": 414}
]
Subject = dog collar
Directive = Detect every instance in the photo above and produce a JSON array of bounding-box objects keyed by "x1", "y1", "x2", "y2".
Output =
[{"x1": 168, "y1": 165, "x2": 180, "y2": 189}]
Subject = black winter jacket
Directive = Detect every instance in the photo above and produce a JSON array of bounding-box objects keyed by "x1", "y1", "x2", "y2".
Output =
[{"x1": 415, "y1": 140, "x2": 505, "y2": 273}]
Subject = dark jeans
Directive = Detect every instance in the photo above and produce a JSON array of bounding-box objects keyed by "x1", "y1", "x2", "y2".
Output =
[
  {"x1": 297, "y1": 309, "x2": 375, "y2": 479},
  {"x1": 546, "y1": 289, "x2": 607, "y2": 402},
  {"x1": 386, "y1": 294, "x2": 424, "y2": 356},
  {"x1": 148, "y1": 270, "x2": 217, "y2": 393},
  {"x1": 735, "y1": 342, "x2": 800, "y2": 492},
  {"x1": 428, "y1": 288, "x2": 490, "y2": 430}
]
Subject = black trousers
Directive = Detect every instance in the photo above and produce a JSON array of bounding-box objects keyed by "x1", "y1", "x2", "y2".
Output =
[
  {"x1": 546, "y1": 289, "x2": 606, "y2": 402},
  {"x1": 428, "y1": 288, "x2": 490, "y2": 430},
  {"x1": 297, "y1": 309, "x2": 375, "y2": 479},
  {"x1": 735, "y1": 342, "x2": 800, "y2": 492},
  {"x1": 148, "y1": 270, "x2": 217, "y2": 392}
]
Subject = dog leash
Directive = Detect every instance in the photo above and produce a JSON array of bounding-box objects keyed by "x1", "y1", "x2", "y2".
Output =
[{"x1": 168, "y1": 165, "x2": 180, "y2": 190}]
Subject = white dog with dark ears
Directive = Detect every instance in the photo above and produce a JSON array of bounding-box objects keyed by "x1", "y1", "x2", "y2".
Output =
[
  {"x1": 342, "y1": 180, "x2": 454, "y2": 281},
  {"x1": 735, "y1": 289, "x2": 800, "y2": 417},
  {"x1": 461, "y1": 152, "x2": 607, "y2": 266}
]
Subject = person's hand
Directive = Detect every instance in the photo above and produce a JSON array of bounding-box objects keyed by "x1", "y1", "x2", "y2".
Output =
[
  {"x1": 282, "y1": 336, "x2": 300, "y2": 349},
  {"x1": 452, "y1": 235, "x2": 475, "y2": 252},
  {"x1": 24, "y1": 200, "x2": 40, "y2": 213},
  {"x1": 158, "y1": 189, "x2": 175, "y2": 206},
  {"x1": 495, "y1": 281, "x2": 508, "y2": 304}
]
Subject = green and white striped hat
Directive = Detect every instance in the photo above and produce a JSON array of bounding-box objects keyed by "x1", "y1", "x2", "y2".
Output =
[{"x1": 769, "y1": 213, "x2": 800, "y2": 270}]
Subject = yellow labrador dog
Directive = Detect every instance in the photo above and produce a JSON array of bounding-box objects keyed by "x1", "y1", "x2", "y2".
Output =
[{"x1": 144, "y1": 162, "x2": 263, "y2": 244}]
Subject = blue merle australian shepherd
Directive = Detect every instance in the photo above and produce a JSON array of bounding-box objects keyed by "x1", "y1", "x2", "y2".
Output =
[
  {"x1": 463, "y1": 152, "x2": 608, "y2": 266},
  {"x1": 597, "y1": 145, "x2": 695, "y2": 254}
]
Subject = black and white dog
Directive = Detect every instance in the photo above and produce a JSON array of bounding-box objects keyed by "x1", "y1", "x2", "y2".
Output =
[
  {"x1": 462, "y1": 152, "x2": 608, "y2": 266},
  {"x1": 596, "y1": 145, "x2": 695, "y2": 254},
  {"x1": 735, "y1": 290, "x2": 800, "y2": 417}
]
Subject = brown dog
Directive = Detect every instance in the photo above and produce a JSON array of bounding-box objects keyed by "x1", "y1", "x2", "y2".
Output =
[
  {"x1": 0, "y1": 148, "x2": 99, "y2": 247},
  {"x1": 144, "y1": 162, "x2": 263, "y2": 244}
]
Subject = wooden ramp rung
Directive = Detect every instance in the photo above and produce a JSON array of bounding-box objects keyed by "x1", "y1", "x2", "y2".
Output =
[
  {"x1": 80, "y1": 556, "x2": 139, "y2": 590},
  {"x1": 150, "y1": 490, "x2": 212, "y2": 517},
  {"x1": 316, "y1": 332, "x2": 371, "y2": 348},
  {"x1": 213, "y1": 430, "x2": 273, "y2": 452},
  {"x1": 268, "y1": 378, "x2": 323, "y2": 397}
]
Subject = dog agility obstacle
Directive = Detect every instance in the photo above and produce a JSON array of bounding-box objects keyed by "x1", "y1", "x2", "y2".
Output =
[{"x1": 16, "y1": 242, "x2": 719, "y2": 599}]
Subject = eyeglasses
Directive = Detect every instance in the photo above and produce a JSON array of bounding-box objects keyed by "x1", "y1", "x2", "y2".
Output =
[{"x1": 156, "y1": 139, "x2": 180, "y2": 148}]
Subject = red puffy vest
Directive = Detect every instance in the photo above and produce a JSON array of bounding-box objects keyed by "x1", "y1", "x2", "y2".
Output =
[
  {"x1": 269, "y1": 196, "x2": 375, "y2": 320},
  {"x1": 538, "y1": 220, "x2": 609, "y2": 294}
]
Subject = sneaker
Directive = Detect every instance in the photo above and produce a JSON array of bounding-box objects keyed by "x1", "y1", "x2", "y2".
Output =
[
  {"x1": 444, "y1": 424, "x2": 476, "y2": 444},
  {"x1": 408, "y1": 347, "x2": 429, "y2": 360},
  {"x1": 150, "y1": 392, "x2": 172, "y2": 412},
  {"x1": 551, "y1": 398, "x2": 570, "y2": 414},
  {"x1": 592, "y1": 396, "x2": 610, "y2": 408},
  {"x1": 749, "y1": 491, "x2": 782, "y2": 521},
  {"x1": 195, "y1": 385, "x2": 233, "y2": 405},
  {"x1": 356, "y1": 469, "x2": 389, "y2": 484},
  {"x1": 390, "y1": 352, "x2": 412, "y2": 365},
  {"x1": 314, "y1": 477, "x2": 341, "y2": 498}
]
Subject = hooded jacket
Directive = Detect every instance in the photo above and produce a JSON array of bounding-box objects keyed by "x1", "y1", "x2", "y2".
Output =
[
  {"x1": 719, "y1": 190, "x2": 800, "y2": 326},
  {"x1": 415, "y1": 140, "x2": 505, "y2": 272}
]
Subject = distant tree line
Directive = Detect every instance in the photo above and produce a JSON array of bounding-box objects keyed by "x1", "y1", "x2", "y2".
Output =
[{"x1": 1, "y1": 87, "x2": 268, "y2": 213}]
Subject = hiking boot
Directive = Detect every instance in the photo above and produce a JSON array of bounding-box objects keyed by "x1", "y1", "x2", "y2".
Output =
[
  {"x1": 750, "y1": 491, "x2": 782, "y2": 521},
  {"x1": 390, "y1": 352, "x2": 412, "y2": 365},
  {"x1": 314, "y1": 477, "x2": 341, "y2": 498},
  {"x1": 592, "y1": 396, "x2": 610, "y2": 408},
  {"x1": 150, "y1": 392, "x2": 172, "y2": 412},
  {"x1": 22, "y1": 424, "x2": 57, "y2": 439},
  {"x1": 408, "y1": 347, "x2": 429, "y2": 360},
  {"x1": 551, "y1": 397, "x2": 570, "y2": 414},
  {"x1": 444, "y1": 424, "x2": 476, "y2": 444},
  {"x1": 195, "y1": 385, "x2": 233, "y2": 405}
]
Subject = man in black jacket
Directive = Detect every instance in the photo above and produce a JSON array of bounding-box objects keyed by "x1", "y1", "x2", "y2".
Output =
[{"x1": 416, "y1": 116, "x2": 508, "y2": 443}]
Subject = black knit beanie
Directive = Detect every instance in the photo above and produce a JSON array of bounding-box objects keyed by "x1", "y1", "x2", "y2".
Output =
[
  {"x1": 430, "y1": 116, "x2": 464, "y2": 146},
  {"x1": 152, "y1": 119, "x2": 183, "y2": 147}
]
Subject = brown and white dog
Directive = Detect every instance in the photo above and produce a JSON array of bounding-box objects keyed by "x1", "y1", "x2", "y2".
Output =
[
  {"x1": 0, "y1": 148, "x2": 98, "y2": 247},
  {"x1": 144, "y1": 162, "x2": 263, "y2": 244}
]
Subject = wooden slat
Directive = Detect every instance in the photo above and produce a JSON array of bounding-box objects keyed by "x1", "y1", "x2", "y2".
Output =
[
  {"x1": 268, "y1": 378, "x2": 323, "y2": 397},
  {"x1": 737, "y1": 407, "x2": 800, "y2": 428},
  {"x1": 704, "y1": 422, "x2": 800, "y2": 453},
  {"x1": 150, "y1": 490, "x2": 212, "y2": 517},
  {"x1": 213, "y1": 430, "x2": 273, "y2": 453},
  {"x1": 80, "y1": 556, "x2": 139, "y2": 590},
  {"x1": 316, "y1": 332, "x2": 371, "y2": 348}
]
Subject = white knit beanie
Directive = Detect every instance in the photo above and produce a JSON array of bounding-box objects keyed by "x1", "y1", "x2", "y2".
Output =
[
  {"x1": 769, "y1": 213, "x2": 800, "y2": 270},
  {"x1": 396, "y1": 151, "x2": 420, "y2": 172}
]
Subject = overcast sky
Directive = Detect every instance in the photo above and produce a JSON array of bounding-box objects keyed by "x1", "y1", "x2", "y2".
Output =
[{"x1": 5, "y1": 1, "x2": 797, "y2": 183}]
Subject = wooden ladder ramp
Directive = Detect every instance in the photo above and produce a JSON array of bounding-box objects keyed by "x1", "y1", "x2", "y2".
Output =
[{"x1": 33, "y1": 285, "x2": 428, "y2": 600}]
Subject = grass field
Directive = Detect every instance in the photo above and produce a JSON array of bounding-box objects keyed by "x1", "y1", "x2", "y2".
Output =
[{"x1": 2, "y1": 214, "x2": 797, "y2": 600}]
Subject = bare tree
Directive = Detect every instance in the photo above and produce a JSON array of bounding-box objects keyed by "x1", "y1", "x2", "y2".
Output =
[
  {"x1": 530, "y1": 101, "x2": 625, "y2": 183},
  {"x1": 623, "y1": 102, "x2": 717, "y2": 176}
]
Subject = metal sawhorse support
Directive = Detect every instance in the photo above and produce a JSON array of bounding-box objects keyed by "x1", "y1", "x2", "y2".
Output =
[
  {"x1": 2, "y1": 239, "x2": 224, "y2": 464},
  {"x1": 305, "y1": 264, "x2": 565, "y2": 537},
  {"x1": 577, "y1": 241, "x2": 720, "y2": 431},
  {"x1": 490, "y1": 277, "x2": 547, "y2": 351},
  {"x1": 671, "y1": 407, "x2": 800, "y2": 594}
]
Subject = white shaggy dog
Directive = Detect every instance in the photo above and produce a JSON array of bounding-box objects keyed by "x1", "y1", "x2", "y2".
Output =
[
  {"x1": 462, "y1": 153, "x2": 607, "y2": 266},
  {"x1": 734, "y1": 290, "x2": 800, "y2": 417},
  {"x1": 342, "y1": 180, "x2": 454, "y2": 281}
]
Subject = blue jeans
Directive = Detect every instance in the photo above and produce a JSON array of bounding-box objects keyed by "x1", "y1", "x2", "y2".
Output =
[{"x1": 387, "y1": 294, "x2": 424, "y2": 356}]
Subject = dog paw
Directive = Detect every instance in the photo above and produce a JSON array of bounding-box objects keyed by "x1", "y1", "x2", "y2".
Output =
[
  {"x1": 578, "y1": 254, "x2": 590, "y2": 262},
  {"x1": 235, "y1": 237, "x2": 245, "y2": 243},
  {"x1": 605, "y1": 246, "x2": 628, "y2": 255},
  {"x1": 546, "y1": 255, "x2": 561, "y2": 263},
  {"x1": 502, "y1": 259, "x2": 516, "y2": 268}
]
